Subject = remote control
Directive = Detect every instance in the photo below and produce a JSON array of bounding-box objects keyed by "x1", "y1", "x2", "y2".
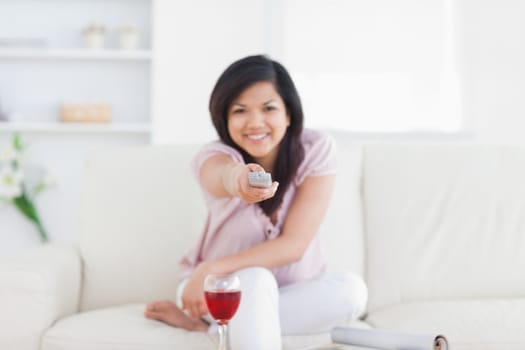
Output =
[{"x1": 248, "y1": 172, "x2": 272, "y2": 188}]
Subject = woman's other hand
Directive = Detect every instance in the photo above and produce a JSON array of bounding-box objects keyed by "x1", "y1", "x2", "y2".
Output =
[{"x1": 181, "y1": 263, "x2": 210, "y2": 318}]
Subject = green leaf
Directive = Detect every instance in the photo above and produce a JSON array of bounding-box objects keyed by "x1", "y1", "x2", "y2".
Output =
[
  {"x1": 13, "y1": 194, "x2": 37, "y2": 221},
  {"x1": 12, "y1": 192, "x2": 49, "y2": 242},
  {"x1": 13, "y1": 132, "x2": 24, "y2": 152},
  {"x1": 35, "y1": 221, "x2": 49, "y2": 243},
  {"x1": 7, "y1": 134, "x2": 49, "y2": 243},
  {"x1": 33, "y1": 182, "x2": 46, "y2": 196}
]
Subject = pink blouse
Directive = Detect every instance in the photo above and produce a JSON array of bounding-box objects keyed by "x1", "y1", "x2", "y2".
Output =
[{"x1": 178, "y1": 129, "x2": 337, "y2": 287}]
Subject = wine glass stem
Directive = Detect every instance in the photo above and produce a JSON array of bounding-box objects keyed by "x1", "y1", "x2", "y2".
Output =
[{"x1": 218, "y1": 323, "x2": 228, "y2": 350}]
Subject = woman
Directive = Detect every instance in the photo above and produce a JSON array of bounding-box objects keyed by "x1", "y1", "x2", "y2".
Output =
[{"x1": 145, "y1": 55, "x2": 367, "y2": 349}]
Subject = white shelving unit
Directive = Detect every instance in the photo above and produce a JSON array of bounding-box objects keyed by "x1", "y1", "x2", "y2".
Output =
[
  {"x1": 0, "y1": 0, "x2": 153, "y2": 133},
  {"x1": 0, "y1": 0, "x2": 155, "y2": 250}
]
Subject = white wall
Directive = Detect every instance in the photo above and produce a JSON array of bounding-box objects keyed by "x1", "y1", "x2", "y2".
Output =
[
  {"x1": 152, "y1": 0, "x2": 273, "y2": 144},
  {"x1": 154, "y1": 0, "x2": 525, "y2": 144},
  {"x1": 152, "y1": 0, "x2": 525, "y2": 146},
  {"x1": 460, "y1": 0, "x2": 525, "y2": 145},
  {"x1": 279, "y1": 0, "x2": 464, "y2": 133}
]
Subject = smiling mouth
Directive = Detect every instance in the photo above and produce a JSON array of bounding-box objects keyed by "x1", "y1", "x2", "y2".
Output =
[{"x1": 246, "y1": 133, "x2": 269, "y2": 140}]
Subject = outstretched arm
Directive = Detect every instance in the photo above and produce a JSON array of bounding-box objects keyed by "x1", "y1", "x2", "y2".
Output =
[{"x1": 199, "y1": 154, "x2": 279, "y2": 202}]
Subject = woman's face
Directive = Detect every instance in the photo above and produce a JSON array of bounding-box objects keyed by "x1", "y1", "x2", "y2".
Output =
[{"x1": 227, "y1": 81, "x2": 290, "y2": 171}]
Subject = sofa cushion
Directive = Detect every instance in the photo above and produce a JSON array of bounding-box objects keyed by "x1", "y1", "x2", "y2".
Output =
[
  {"x1": 363, "y1": 144, "x2": 525, "y2": 311},
  {"x1": 41, "y1": 303, "x2": 347, "y2": 350},
  {"x1": 0, "y1": 244, "x2": 81, "y2": 350},
  {"x1": 365, "y1": 298, "x2": 525, "y2": 350},
  {"x1": 42, "y1": 304, "x2": 214, "y2": 350},
  {"x1": 321, "y1": 138, "x2": 365, "y2": 277},
  {"x1": 79, "y1": 145, "x2": 207, "y2": 311}
]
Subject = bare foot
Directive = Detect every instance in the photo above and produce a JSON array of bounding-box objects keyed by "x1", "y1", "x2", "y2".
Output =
[{"x1": 144, "y1": 300, "x2": 209, "y2": 332}]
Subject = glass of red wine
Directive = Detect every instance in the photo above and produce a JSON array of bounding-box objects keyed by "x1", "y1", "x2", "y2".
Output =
[{"x1": 204, "y1": 274, "x2": 241, "y2": 350}]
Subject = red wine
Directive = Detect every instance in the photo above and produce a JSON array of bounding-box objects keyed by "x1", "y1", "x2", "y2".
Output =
[{"x1": 204, "y1": 290, "x2": 241, "y2": 324}]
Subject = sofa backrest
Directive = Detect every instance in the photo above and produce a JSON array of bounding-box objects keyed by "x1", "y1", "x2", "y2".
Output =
[
  {"x1": 363, "y1": 144, "x2": 525, "y2": 312},
  {"x1": 79, "y1": 145, "x2": 207, "y2": 311},
  {"x1": 78, "y1": 142, "x2": 365, "y2": 311},
  {"x1": 321, "y1": 138, "x2": 365, "y2": 278}
]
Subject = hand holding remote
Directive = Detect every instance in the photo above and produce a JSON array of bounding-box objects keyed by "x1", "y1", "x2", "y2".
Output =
[
  {"x1": 248, "y1": 171, "x2": 272, "y2": 188},
  {"x1": 231, "y1": 164, "x2": 278, "y2": 203}
]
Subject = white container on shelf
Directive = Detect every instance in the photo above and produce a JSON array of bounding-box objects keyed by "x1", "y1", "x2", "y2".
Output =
[
  {"x1": 83, "y1": 25, "x2": 106, "y2": 49},
  {"x1": 118, "y1": 26, "x2": 140, "y2": 49}
]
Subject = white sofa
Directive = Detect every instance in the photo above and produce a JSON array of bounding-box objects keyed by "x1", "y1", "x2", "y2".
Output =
[{"x1": 1, "y1": 139, "x2": 524, "y2": 350}]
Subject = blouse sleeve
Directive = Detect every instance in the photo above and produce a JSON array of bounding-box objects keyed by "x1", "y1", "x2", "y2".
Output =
[
  {"x1": 191, "y1": 141, "x2": 245, "y2": 182},
  {"x1": 294, "y1": 130, "x2": 338, "y2": 186}
]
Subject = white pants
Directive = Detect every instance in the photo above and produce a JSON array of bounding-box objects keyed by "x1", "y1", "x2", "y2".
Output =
[{"x1": 177, "y1": 267, "x2": 368, "y2": 350}]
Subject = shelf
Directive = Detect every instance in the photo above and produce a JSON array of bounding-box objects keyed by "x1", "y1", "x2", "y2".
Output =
[
  {"x1": 0, "y1": 48, "x2": 153, "y2": 61},
  {"x1": 0, "y1": 121, "x2": 151, "y2": 134}
]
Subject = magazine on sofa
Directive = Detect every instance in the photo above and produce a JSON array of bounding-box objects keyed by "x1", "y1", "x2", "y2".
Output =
[{"x1": 304, "y1": 326, "x2": 448, "y2": 350}]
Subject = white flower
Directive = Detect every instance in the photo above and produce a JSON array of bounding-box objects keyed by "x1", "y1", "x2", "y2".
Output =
[
  {"x1": 0, "y1": 164, "x2": 24, "y2": 200},
  {"x1": 0, "y1": 145, "x2": 23, "y2": 164}
]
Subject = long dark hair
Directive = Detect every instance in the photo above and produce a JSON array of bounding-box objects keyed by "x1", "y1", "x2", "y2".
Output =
[{"x1": 209, "y1": 55, "x2": 305, "y2": 216}]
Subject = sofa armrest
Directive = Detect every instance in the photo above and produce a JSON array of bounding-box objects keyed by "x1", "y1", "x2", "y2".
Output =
[{"x1": 0, "y1": 243, "x2": 81, "y2": 350}]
